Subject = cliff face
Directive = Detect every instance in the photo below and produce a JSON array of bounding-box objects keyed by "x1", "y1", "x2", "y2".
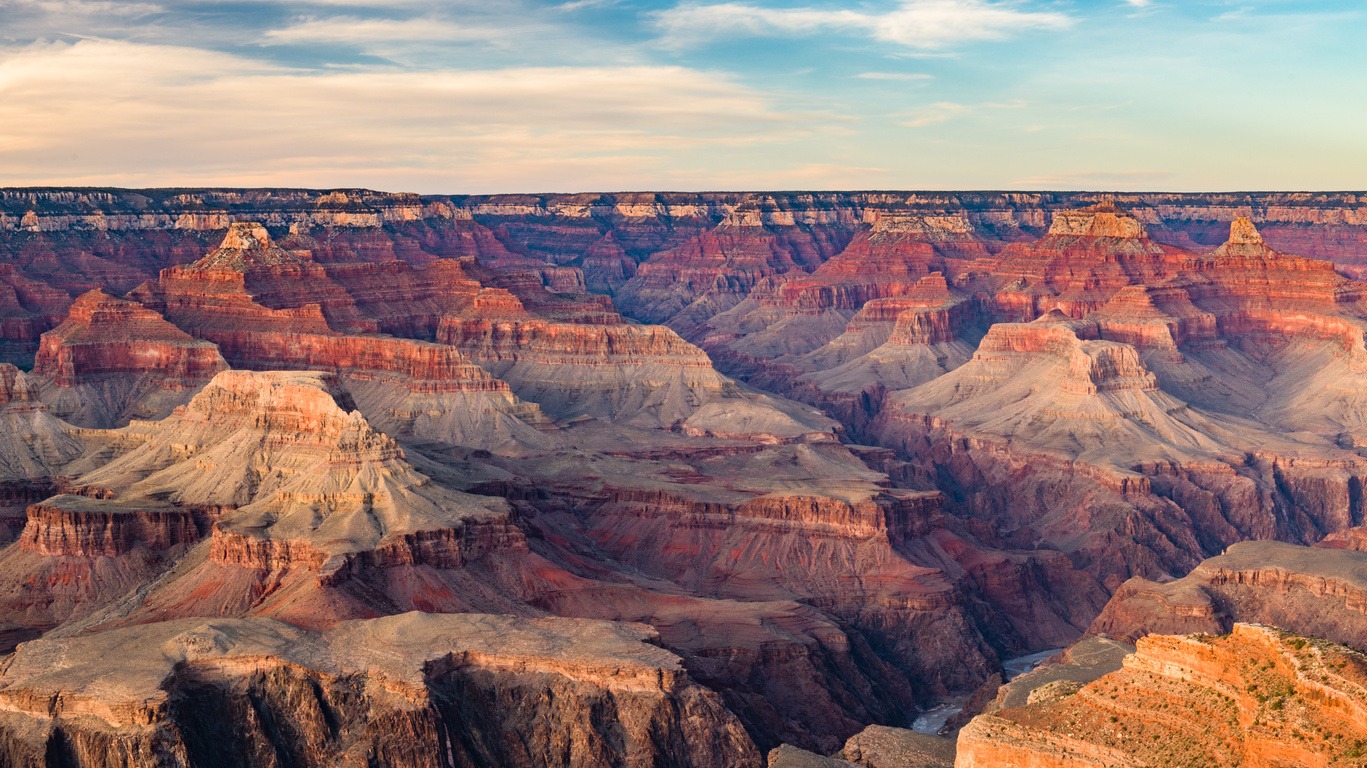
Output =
[
  {"x1": 956, "y1": 624, "x2": 1367, "y2": 768},
  {"x1": 31, "y1": 289, "x2": 227, "y2": 427},
  {"x1": 35, "y1": 289, "x2": 226, "y2": 388},
  {"x1": 582, "y1": 488, "x2": 1000, "y2": 695},
  {"x1": 126, "y1": 225, "x2": 553, "y2": 453},
  {"x1": 72, "y1": 370, "x2": 517, "y2": 565},
  {"x1": 0, "y1": 613, "x2": 761, "y2": 768},
  {"x1": 0, "y1": 264, "x2": 71, "y2": 366},
  {"x1": 0, "y1": 364, "x2": 82, "y2": 489},
  {"x1": 862, "y1": 219, "x2": 1367, "y2": 591},
  {"x1": 1090, "y1": 540, "x2": 1367, "y2": 649}
]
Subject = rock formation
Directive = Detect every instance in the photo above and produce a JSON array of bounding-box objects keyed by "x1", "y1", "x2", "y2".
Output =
[
  {"x1": 0, "y1": 364, "x2": 82, "y2": 543},
  {"x1": 836, "y1": 725, "x2": 955, "y2": 768},
  {"x1": 129, "y1": 225, "x2": 552, "y2": 454},
  {"x1": 956, "y1": 624, "x2": 1367, "y2": 767},
  {"x1": 31, "y1": 289, "x2": 228, "y2": 426},
  {"x1": 1090, "y1": 540, "x2": 1367, "y2": 648},
  {"x1": 0, "y1": 264, "x2": 71, "y2": 366},
  {"x1": 0, "y1": 613, "x2": 760, "y2": 768}
]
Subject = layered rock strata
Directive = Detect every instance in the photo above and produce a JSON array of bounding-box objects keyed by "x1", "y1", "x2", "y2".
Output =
[
  {"x1": 32, "y1": 289, "x2": 227, "y2": 426},
  {"x1": 956, "y1": 624, "x2": 1367, "y2": 768},
  {"x1": 0, "y1": 613, "x2": 761, "y2": 768}
]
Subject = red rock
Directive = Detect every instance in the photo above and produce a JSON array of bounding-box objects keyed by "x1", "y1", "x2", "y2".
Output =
[
  {"x1": 35, "y1": 289, "x2": 225, "y2": 388},
  {"x1": 1089, "y1": 539, "x2": 1367, "y2": 647},
  {"x1": 0, "y1": 613, "x2": 761, "y2": 768},
  {"x1": 0, "y1": 264, "x2": 72, "y2": 366},
  {"x1": 616, "y1": 211, "x2": 854, "y2": 331},
  {"x1": 30, "y1": 290, "x2": 228, "y2": 427},
  {"x1": 957, "y1": 624, "x2": 1367, "y2": 768},
  {"x1": 19, "y1": 495, "x2": 202, "y2": 557},
  {"x1": 969, "y1": 202, "x2": 1188, "y2": 321}
]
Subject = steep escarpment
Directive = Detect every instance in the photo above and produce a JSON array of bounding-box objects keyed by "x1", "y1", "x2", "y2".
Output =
[
  {"x1": 789, "y1": 274, "x2": 985, "y2": 434},
  {"x1": 17, "y1": 369, "x2": 537, "y2": 631},
  {"x1": 437, "y1": 290, "x2": 837, "y2": 436},
  {"x1": 0, "y1": 365, "x2": 82, "y2": 524},
  {"x1": 130, "y1": 224, "x2": 551, "y2": 453},
  {"x1": 1090, "y1": 540, "x2": 1367, "y2": 648},
  {"x1": 857, "y1": 218, "x2": 1367, "y2": 592},
  {"x1": 967, "y1": 202, "x2": 1187, "y2": 321},
  {"x1": 615, "y1": 200, "x2": 857, "y2": 333},
  {"x1": 32, "y1": 289, "x2": 227, "y2": 427},
  {"x1": 583, "y1": 486, "x2": 998, "y2": 694},
  {"x1": 695, "y1": 212, "x2": 979, "y2": 385},
  {"x1": 6, "y1": 190, "x2": 1367, "y2": 301},
  {"x1": 0, "y1": 264, "x2": 71, "y2": 366},
  {"x1": 77, "y1": 370, "x2": 515, "y2": 557},
  {"x1": 7, "y1": 189, "x2": 1367, "y2": 767},
  {"x1": 0, "y1": 613, "x2": 760, "y2": 768},
  {"x1": 956, "y1": 624, "x2": 1367, "y2": 768},
  {"x1": 871, "y1": 309, "x2": 1367, "y2": 587},
  {"x1": 0, "y1": 494, "x2": 209, "y2": 641}
]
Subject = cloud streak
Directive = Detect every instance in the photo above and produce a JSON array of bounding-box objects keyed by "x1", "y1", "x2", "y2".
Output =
[
  {"x1": 654, "y1": 0, "x2": 1072, "y2": 50},
  {"x1": 0, "y1": 39, "x2": 818, "y2": 192}
]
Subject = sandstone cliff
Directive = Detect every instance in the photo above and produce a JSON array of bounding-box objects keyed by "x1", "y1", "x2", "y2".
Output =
[
  {"x1": 1091, "y1": 539, "x2": 1367, "y2": 649},
  {"x1": 956, "y1": 624, "x2": 1367, "y2": 768},
  {"x1": 0, "y1": 613, "x2": 761, "y2": 768},
  {"x1": 32, "y1": 289, "x2": 227, "y2": 427}
]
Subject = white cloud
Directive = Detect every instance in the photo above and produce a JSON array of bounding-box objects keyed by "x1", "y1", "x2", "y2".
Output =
[
  {"x1": 654, "y1": 0, "x2": 1072, "y2": 50},
  {"x1": 0, "y1": 39, "x2": 816, "y2": 192},
  {"x1": 262, "y1": 16, "x2": 494, "y2": 45}
]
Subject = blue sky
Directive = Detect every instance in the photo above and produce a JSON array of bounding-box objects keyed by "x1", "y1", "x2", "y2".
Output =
[{"x1": 0, "y1": 0, "x2": 1362, "y2": 192}]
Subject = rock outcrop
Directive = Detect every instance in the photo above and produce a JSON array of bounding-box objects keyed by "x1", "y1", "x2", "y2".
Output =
[
  {"x1": 131, "y1": 225, "x2": 551, "y2": 453},
  {"x1": 956, "y1": 624, "x2": 1367, "y2": 768},
  {"x1": 836, "y1": 725, "x2": 955, "y2": 768},
  {"x1": 9, "y1": 189, "x2": 1367, "y2": 767},
  {"x1": 967, "y1": 202, "x2": 1187, "y2": 321},
  {"x1": 438, "y1": 293, "x2": 838, "y2": 437},
  {"x1": 615, "y1": 203, "x2": 856, "y2": 333},
  {"x1": 0, "y1": 363, "x2": 81, "y2": 502},
  {"x1": 1090, "y1": 540, "x2": 1367, "y2": 649},
  {"x1": 75, "y1": 370, "x2": 516, "y2": 564},
  {"x1": 0, "y1": 264, "x2": 72, "y2": 366},
  {"x1": 0, "y1": 613, "x2": 761, "y2": 768},
  {"x1": 32, "y1": 289, "x2": 228, "y2": 426}
]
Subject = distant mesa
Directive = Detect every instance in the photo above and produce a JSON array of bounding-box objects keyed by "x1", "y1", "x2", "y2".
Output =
[{"x1": 1045, "y1": 200, "x2": 1149, "y2": 239}]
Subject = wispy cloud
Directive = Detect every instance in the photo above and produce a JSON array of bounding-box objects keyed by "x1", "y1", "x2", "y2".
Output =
[
  {"x1": 654, "y1": 0, "x2": 1073, "y2": 50},
  {"x1": 262, "y1": 16, "x2": 494, "y2": 45},
  {"x1": 895, "y1": 98, "x2": 1022, "y2": 127},
  {"x1": 0, "y1": 39, "x2": 816, "y2": 191}
]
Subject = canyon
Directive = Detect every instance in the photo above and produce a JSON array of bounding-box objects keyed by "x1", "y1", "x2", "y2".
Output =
[{"x1": 2, "y1": 188, "x2": 1367, "y2": 766}]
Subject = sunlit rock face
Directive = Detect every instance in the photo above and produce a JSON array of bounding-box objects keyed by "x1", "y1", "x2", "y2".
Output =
[{"x1": 956, "y1": 624, "x2": 1367, "y2": 768}]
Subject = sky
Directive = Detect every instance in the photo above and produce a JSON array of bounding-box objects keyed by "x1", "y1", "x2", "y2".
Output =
[{"x1": 0, "y1": 0, "x2": 1363, "y2": 193}]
